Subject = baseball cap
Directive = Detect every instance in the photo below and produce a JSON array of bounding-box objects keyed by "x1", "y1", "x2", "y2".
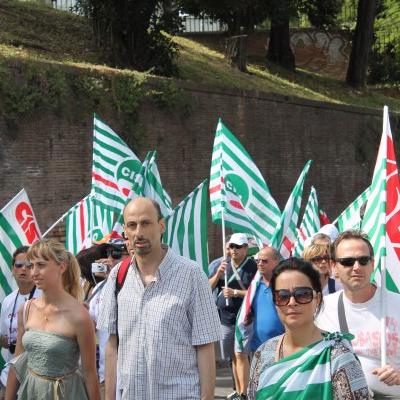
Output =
[
  {"x1": 93, "y1": 233, "x2": 126, "y2": 250},
  {"x1": 317, "y1": 224, "x2": 339, "y2": 242},
  {"x1": 228, "y1": 233, "x2": 248, "y2": 246}
]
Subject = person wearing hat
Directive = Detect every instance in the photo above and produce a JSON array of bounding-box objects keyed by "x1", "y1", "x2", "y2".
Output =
[{"x1": 209, "y1": 233, "x2": 257, "y2": 400}]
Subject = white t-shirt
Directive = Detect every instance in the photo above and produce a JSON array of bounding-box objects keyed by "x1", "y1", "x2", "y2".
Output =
[
  {"x1": 89, "y1": 281, "x2": 108, "y2": 383},
  {"x1": 0, "y1": 287, "x2": 41, "y2": 386},
  {"x1": 316, "y1": 287, "x2": 400, "y2": 396}
]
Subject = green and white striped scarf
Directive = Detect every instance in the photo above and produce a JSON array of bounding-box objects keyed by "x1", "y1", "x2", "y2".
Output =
[{"x1": 256, "y1": 332, "x2": 354, "y2": 400}]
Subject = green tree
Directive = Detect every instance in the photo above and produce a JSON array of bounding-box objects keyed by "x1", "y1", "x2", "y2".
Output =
[
  {"x1": 76, "y1": 0, "x2": 181, "y2": 75},
  {"x1": 346, "y1": 0, "x2": 378, "y2": 88}
]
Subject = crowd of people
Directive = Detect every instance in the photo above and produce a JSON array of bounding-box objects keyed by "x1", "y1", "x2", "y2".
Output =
[{"x1": 0, "y1": 197, "x2": 399, "y2": 399}]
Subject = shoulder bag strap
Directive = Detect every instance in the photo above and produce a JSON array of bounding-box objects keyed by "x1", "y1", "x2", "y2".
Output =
[{"x1": 337, "y1": 292, "x2": 349, "y2": 333}]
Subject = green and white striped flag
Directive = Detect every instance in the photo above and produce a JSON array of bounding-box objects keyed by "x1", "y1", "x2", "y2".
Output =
[
  {"x1": 209, "y1": 119, "x2": 280, "y2": 244},
  {"x1": 163, "y1": 180, "x2": 209, "y2": 274},
  {"x1": 361, "y1": 106, "x2": 400, "y2": 292},
  {"x1": 270, "y1": 160, "x2": 312, "y2": 258},
  {"x1": 334, "y1": 187, "x2": 370, "y2": 232},
  {"x1": 92, "y1": 114, "x2": 142, "y2": 213},
  {"x1": 65, "y1": 195, "x2": 115, "y2": 255},
  {"x1": 256, "y1": 333, "x2": 351, "y2": 399},
  {"x1": 0, "y1": 189, "x2": 41, "y2": 301},
  {"x1": 110, "y1": 151, "x2": 172, "y2": 236},
  {"x1": 293, "y1": 186, "x2": 320, "y2": 257},
  {"x1": 141, "y1": 151, "x2": 173, "y2": 218}
]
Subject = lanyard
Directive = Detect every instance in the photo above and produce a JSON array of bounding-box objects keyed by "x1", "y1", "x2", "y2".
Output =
[
  {"x1": 9, "y1": 286, "x2": 36, "y2": 341},
  {"x1": 227, "y1": 257, "x2": 248, "y2": 289}
]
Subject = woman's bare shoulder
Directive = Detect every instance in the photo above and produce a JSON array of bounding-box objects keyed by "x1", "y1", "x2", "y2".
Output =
[{"x1": 67, "y1": 298, "x2": 92, "y2": 326}]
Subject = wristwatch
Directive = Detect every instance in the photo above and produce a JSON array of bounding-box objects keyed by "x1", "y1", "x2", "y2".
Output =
[{"x1": 233, "y1": 289, "x2": 238, "y2": 298}]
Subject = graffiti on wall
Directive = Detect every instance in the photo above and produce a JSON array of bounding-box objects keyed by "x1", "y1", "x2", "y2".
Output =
[{"x1": 290, "y1": 29, "x2": 351, "y2": 79}]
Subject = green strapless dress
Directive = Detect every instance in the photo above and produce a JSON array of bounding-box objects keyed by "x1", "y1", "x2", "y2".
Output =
[{"x1": 11, "y1": 330, "x2": 88, "y2": 400}]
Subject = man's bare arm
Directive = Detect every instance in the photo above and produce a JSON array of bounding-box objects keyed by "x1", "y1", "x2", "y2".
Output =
[
  {"x1": 105, "y1": 334, "x2": 118, "y2": 400},
  {"x1": 196, "y1": 342, "x2": 216, "y2": 400}
]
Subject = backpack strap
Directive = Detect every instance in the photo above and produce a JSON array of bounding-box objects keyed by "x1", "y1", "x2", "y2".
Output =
[
  {"x1": 115, "y1": 256, "x2": 132, "y2": 295},
  {"x1": 115, "y1": 256, "x2": 132, "y2": 348},
  {"x1": 337, "y1": 292, "x2": 349, "y2": 333}
]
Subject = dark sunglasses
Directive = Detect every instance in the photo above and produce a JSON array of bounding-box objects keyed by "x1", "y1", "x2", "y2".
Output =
[
  {"x1": 229, "y1": 244, "x2": 244, "y2": 250},
  {"x1": 336, "y1": 256, "x2": 372, "y2": 267},
  {"x1": 273, "y1": 287, "x2": 315, "y2": 306},
  {"x1": 106, "y1": 249, "x2": 123, "y2": 259},
  {"x1": 310, "y1": 256, "x2": 330, "y2": 263},
  {"x1": 256, "y1": 258, "x2": 268, "y2": 264},
  {"x1": 14, "y1": 262, "x2": 29, "y2": 269}
]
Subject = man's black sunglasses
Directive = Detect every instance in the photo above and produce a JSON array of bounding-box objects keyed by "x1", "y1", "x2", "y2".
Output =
[
  {"x1": 273, "y1": 287, "x2": 315, "y2": 306},
  {"x1": 229, "y1": 244, "x2": 245, "y2": 250},
  {"x1": 336, "y1": 256, "x2": 372, "y2": 267},
  {"x1": 107, "y1": 249, "x2": 123, "y2": 260},
  {"x1": 14, "y1": 262, "x2": 29, "y2": 269}
]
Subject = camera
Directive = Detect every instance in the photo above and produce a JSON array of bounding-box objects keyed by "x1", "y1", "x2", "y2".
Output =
[
  {"x1": 91, "y1": 263, "x2": 108, "y2": 273},
  {"x1": 9, "y1": 341, "x2": 16, "y2": 354}
]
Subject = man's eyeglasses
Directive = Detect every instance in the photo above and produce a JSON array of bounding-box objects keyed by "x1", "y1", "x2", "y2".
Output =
[
  {"x1": 310, "y1": 256, "x2": 330, "y2": 264},
  {"x1": 14, "y1": 262, "x2": 29, "y2": 269},
  {"x1": 256, "y1": 258, "x2": 268, "y2": 264},
  {"x1": 336, "y1": 256, "x2": 372, "y2": 267},
  {"x1": 106, "y1": 249, "x2": 123, "y2": 260},
  {"x1": 229, "y1": 244, "x2": 244, "y2": 250},
  {"x1": 273, "y1": 287, "x2": 315, "y2": 306}
]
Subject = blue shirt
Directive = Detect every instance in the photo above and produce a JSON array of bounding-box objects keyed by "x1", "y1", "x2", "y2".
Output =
[{"x1": 250, "y1": 281, "x2": 284, "y2": 351}]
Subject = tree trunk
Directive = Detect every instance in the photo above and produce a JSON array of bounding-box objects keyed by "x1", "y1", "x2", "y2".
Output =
[
  {"x1": 266, "y1": 15, "x2": 295, "y2": 71},
  {"x1": 346, "y1": 0, "x2": 377, "y2": 89}
]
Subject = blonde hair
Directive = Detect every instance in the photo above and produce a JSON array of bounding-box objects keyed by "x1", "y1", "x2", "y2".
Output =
[
  {"x1": 27, "y1": 239, "x2": 83, "y2": 301},
  {"x1": 302, "y1": 243, "x2": 331, "y2": 261}
]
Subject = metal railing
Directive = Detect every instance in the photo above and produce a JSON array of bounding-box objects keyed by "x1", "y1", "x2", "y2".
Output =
[
  {"x1": 181, "y1": 16, "x2": 227, "y2": 33},
  {"x1": 51, "y1": 0, "x2": 78, "y2": 12},
  {"x1": 374, "y1": 26, "x2": 400, "y2": 51}
]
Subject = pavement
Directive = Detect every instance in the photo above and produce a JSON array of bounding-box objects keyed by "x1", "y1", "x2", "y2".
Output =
[{"x1": 215, "y1": 365, "x2": 234, "y2": 399}]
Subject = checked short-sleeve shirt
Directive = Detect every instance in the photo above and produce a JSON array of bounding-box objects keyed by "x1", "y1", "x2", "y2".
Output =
[{"x1": 97, "y1": 247, "x2": 221, "y2": 400}]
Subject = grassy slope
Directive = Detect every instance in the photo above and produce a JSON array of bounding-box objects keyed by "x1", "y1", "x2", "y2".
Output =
[{"x1": 0, "y1": 0, "x2": 399, "y2": 112}]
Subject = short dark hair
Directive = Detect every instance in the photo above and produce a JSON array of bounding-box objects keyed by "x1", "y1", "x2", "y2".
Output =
[
  {"x1": 270, "y1": 257, "x2": 323, "y2": 314},
  {"x1": 333, "y1": 230, "x2": 374, "y2": 259},
  {"x1": 262, "y1": 246, "x2": 281, "y2": 261},
  {"x1": 151, "y1": 199, "x2": 163, "y2": 221},
  {"x1": 12, "y1": 245, "x2": 30, "y2": 266}
]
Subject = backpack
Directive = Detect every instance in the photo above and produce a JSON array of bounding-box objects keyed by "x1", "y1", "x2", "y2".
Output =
[
  {"x1": 115, "y1": 256, "x2": 132, "y2": 294},
  {"x1": 114, "y1": 256, "x2": 132, "y2": 347}
]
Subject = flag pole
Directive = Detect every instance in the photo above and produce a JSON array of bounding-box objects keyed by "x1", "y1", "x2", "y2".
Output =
[
  {"x1": 380, "y1": 255, "x2": 387, "y2": 367},
  {"x1": 42, "y1": 210, "x2": 69, "y2": 238},
  {"x1": 380, "y1": 105, "x2": 389, "y2": 367},
  {"x1": 221, "y1": 208, "x2": 229, "y2": 306}
]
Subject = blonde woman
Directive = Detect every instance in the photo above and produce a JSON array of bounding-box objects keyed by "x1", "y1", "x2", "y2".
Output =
[
  {"x1": 302, "y1": 243, "x2": 341, "y2": 296},
  {"x1": 6, "y1": 239, "x2": 100, "y2": 400}
]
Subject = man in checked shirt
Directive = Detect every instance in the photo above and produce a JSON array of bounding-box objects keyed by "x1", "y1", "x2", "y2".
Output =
[{"x1": 98, "y1": 197, "x2": 221, "y2": 400}]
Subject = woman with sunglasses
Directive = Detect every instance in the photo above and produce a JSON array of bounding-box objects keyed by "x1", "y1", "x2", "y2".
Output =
[
  {"x1": 0, "y1": 246, "x2": 41, "y2": 399},
  {"x1": 6, "y1": 239, "x2": 100, "y2": 400},
  {"x1": 248, "y1": 258, "x2": 370, "y2": 400},
  {"x1": 303, "y1": 243, "x2": 342, "y2": 296}
]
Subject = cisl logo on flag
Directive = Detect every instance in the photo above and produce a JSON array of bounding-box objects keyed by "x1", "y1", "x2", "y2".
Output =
[
  {"x1": 116, "y1": 158, "x2": 142, "y2": 197},
  {"x1": 15, "y1": 201, "x2": 41, "y2": 244},
  {"x1": 225, "y1": 173, "x2": 249, "y2": 210},
  {"x1": 0, "y1": 189, "x2": 42, "y2": 300}
]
